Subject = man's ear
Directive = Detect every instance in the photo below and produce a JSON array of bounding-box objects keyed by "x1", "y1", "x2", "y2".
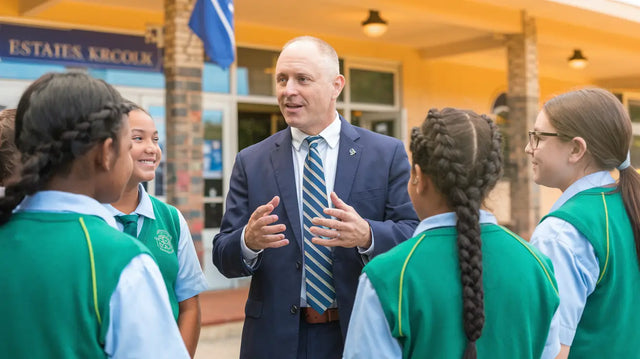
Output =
[
  {"x1": 332, "y1": 74, "x2": 345, "y2": 100},
  {"x1": 96, "y1": 138, "x2": 115, "y2": 171},
  {"x1": 568, "y1": 136, "x2": 588, "y2": 164}
]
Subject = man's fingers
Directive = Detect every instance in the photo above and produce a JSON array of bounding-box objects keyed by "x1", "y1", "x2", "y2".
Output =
[
  {"x1": 252, "y1": 214, "x2": 281, "y2": 228},
  {"x1": 249, "y1": 196, "x2": 281, "y2": 221},
  {"x1": 264, "y1": 238, "x2": 289, "y2": 248},
  {"x1": 311, "y1": 217, "x2": 343, "y2": 231},
  {"x1": 321, "y1": 208, "x2": 349, "y2": 222},
  {"x1": 309, "y1": 225, "x2": 340, "y2": 239},
  {"x1": 330, "y1": 192, "x2": 351, "y2": 211}
]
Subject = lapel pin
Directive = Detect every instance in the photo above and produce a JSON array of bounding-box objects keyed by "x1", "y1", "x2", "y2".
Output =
[{"x1": 349, "y1": 148, "x2": 356, "y2": 156}]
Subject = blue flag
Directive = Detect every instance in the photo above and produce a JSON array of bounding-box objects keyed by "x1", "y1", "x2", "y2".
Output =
[{"x1": 188, "y1": 0, "x2": 235, "y2": 69}]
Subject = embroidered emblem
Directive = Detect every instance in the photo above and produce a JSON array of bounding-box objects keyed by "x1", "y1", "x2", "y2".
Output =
[{"x1": 155, "y1": 229, "x2": 174, "y2": 254}]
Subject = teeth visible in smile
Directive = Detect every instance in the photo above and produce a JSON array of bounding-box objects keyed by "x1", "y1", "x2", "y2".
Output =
[{"x1": 140, "y1": 160, "x2": 155, "y2": 165}]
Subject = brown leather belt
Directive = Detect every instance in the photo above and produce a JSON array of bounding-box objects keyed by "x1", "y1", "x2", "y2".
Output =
[{"x1": 301, "y1": 307, "x2": 339, "y2": 324}]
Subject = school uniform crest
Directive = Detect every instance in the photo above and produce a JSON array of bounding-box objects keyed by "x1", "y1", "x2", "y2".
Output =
[{"x1": 155, "y1": 229, "x2": 174, "y2": 254}]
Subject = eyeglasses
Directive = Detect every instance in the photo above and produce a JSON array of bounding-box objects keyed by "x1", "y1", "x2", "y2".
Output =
[{"x1": 528, "y1": 130, "x2": 565, "y2": 150}]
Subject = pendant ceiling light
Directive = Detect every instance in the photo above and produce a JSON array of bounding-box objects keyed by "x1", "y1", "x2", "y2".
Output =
[
  {"x1": 362, "y1": 10, "x2": 387, "y2": 37},
  {"x1": 568, "y1": 49, "x2": 588, "y2": 69}
]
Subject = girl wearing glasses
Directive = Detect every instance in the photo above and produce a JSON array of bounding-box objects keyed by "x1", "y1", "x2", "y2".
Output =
[{"x1": 526, "y1": 88, "x2": 640, "y2": 358}]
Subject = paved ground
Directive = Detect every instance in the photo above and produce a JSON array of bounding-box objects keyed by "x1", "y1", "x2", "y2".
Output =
[
  {"x1": 193, "y1": 288, "x2": 247, "y2": 358},
  {"x1": 195, "y1": 322, "x2": 243, "y2": 359}
]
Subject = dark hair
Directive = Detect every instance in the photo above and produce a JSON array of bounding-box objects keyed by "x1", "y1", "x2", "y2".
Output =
[
  {"x1": 0, "y1": 72, "x2": 131, "y2": 224},
  {"x1": 410, "y1": 108, "x2": 503, "y2": 359},
  {"x1": 543, "y1": 87, "x2": 640, "y2": 266},
  {"x1": 122, "y1": 100, "x2": 150, "y2": 116},
  {"x1": 0, "y1": 109, "x2": 18, "y2": 185}
]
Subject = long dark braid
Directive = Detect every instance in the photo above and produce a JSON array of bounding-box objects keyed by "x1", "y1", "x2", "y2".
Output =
[
  {"x1": 0, "y1": 72, "x2": 131, "y2": 225},
  {"x1": 410, "y1": 108, "x2": 503, "y2": 358}
]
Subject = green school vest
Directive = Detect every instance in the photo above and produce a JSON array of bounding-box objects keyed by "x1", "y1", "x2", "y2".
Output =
[
  {"x1": 542, "y1": 187, "x2": 640, "y2": 358},
  {"x1": 365, "y1": 224, "x2": 559, "y2": 359},
  {"x1": 137, "y1": 195, "x2": 181, "y2": 320},
  {"x1": 0, "y1": 213, "x2": 149, "y2": 358}
]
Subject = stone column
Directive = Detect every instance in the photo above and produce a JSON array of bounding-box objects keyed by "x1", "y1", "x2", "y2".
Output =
[
  {"x1": 164, "y1": 0, "x2": 205, "y2": 255},
  {"x1": 505, "y1": 11, "x2": 539, "y2": 239}
]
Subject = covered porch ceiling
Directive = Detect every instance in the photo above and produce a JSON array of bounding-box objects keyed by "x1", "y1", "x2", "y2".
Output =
[{"x1": 2, "y1": 0, "x2": 640, "y2": 88}]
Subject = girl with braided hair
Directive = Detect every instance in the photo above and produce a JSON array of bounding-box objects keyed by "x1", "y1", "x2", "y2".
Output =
[
  {"x1": 344, "y1": 108, "x2": 560, "y2": 359},
  {"x1": 527, "y1": 88, "x2": 640, "y2": 358},
  {"x1": 0, "y1": 108, "x2": 19, "y2": 195},
  {"x1": 0, "y1": 72, "x2": 189, "y2": 358}
]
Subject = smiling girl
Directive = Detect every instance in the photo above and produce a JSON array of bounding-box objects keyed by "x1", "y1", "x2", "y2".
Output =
[
  {"x1": 527, "y1": 88, "x2": 640, "y2": 358},
  {"x1": 105, "y1": 103, "x2": 208, "y2": 358}
]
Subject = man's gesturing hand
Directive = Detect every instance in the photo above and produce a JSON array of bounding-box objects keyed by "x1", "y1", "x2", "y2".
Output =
[
  {"x1": 244, "y1": 196, "x2": 288, "y2": 251},
  {"x1": 310, "y1": 192, "x2": 372, "y2": 249}
]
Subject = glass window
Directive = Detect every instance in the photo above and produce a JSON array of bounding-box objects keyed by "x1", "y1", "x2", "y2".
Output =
[
  {"x1": 236, "y1": 47, "x2": 279, "y2": 96},
  {"x1": 203, "y1": 62, "x2": 230, "y2": 93},
  {"x1": 202, "y1": 109, "x2": 224, "y2": 229},
  {"x1": 628, "y1": 99, "x2": 640, "y2": 168},
  {"x1": 89, "y1": 68, "x2": 165, "y2": 88},
  {"x1": 628, "y1": 99, "x2": 640, "y2": 123},
  {"x1": 204, "y1": 203, "x2": 224, "y2": 228},
  {"x1": 238, "y1": 104, "x2": 286, "y2": 150},
  {"x1": 631, "y1": 136, "x2": 640, "y2": 169},
  {"x1": 0, "y1": 61, "x2": 66, "y2": 80},
  {"x1": 349, "y1": 69, "x2": 394, "y2": 105}
]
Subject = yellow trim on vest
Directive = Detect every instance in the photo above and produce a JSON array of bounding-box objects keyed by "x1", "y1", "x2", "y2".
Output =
[
  {"x1": 501, "y1": 226, "x2": 559, "y2": 296},
  {"x1": 397, "y1": 233, "x2": 426, "y2": 337},
  {"x1": 597, "y1": 193, "x2": 610, "y2": 285},
  {"x1": 79, "y1": 217, "x2": 102, "y2": 325}
]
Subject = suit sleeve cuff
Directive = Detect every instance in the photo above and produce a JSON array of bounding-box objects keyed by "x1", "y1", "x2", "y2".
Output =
[{"x1": 240, "y1": 226, "x2": 262, "y2": 267}]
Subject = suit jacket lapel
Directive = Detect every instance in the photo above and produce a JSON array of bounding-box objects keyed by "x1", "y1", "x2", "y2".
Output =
[
  {"x1": 271, "y1": 130, "x2": 303, "y2": 251},
  {"x1": 334, "y1": 117, "x2": 362, "y2": 201}
]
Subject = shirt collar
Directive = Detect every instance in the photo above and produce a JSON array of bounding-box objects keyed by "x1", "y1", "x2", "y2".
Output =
[
  {"x1": 291, "y1": 112, "x2": 341, "y2": 151},
  {"x1": 15, "y1": 191, "x2": 119, "y2": 229},
  {"x1": 103, "y1": 183, "x2": 156, "y2": 220},
  {"x1": 550, "y1": 170, "x2": 615, "y2": 212},
  {"x1": 412, "y1": 210, "x2": 498, "y2": 237}
]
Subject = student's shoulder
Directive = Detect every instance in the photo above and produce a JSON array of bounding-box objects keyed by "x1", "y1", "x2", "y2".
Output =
[
  {"x1": 486, "y1": 224, "x2": 557, "y2": 276},
  {"x1": 367, "y1": 232, "x2": 430, "y2": 270},
  {"x1": 147, "y1": 194, "x2": 183, "y2": 228},
  {"x1": 147, "y1": 194, "x2": 177, "y2": 211},
  {"x1": 81, "y1": 215, "x2": 150, "y2": 252}
]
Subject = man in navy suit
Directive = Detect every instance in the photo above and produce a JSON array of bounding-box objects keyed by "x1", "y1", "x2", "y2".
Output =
[{"x1": 212, "y1": 36, "x2": 418, "y2": 359}]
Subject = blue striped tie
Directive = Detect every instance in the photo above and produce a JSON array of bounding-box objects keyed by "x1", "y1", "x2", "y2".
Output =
[{"x1": 303, "y1": 136, "x2": 335, "y2": 313}]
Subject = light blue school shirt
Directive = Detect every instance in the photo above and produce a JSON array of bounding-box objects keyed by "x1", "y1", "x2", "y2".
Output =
[
  {"x1": 16, "y1": 191, "x2": 189, "y2": 359},
  {"x1": 343, "y1": 210, "x2": 561, "y2": 359},
  {"x1": 104, "y1": 184, "x2": 209, "y2": 302},
  {"x1": 530, "y1": 171, "x2": 613, "y2": 346}
]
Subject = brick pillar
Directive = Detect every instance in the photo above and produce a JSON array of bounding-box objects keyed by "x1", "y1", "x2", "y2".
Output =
[
  {"x1": 164, "y1": 0, "x2": 205, "y2": 256},
  {"x1": 505, "y1": 11, "x2": 539, "y2": 239}
]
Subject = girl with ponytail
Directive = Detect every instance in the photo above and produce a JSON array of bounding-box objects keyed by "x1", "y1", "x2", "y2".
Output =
[
  {"x1": 344, "y1": 108, "x2": 560, "y2": 358},
  {"x1": 527, "y1": 88, "x2": 640, "y2": 358},
  {"x1": 0, "y1": 72, "x2": 189, "y2": 358}
]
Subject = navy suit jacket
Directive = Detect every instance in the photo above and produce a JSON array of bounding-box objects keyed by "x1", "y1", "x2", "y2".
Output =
[{"x1": 212, "y1": 117, "x2": 418, "y2": 358}]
